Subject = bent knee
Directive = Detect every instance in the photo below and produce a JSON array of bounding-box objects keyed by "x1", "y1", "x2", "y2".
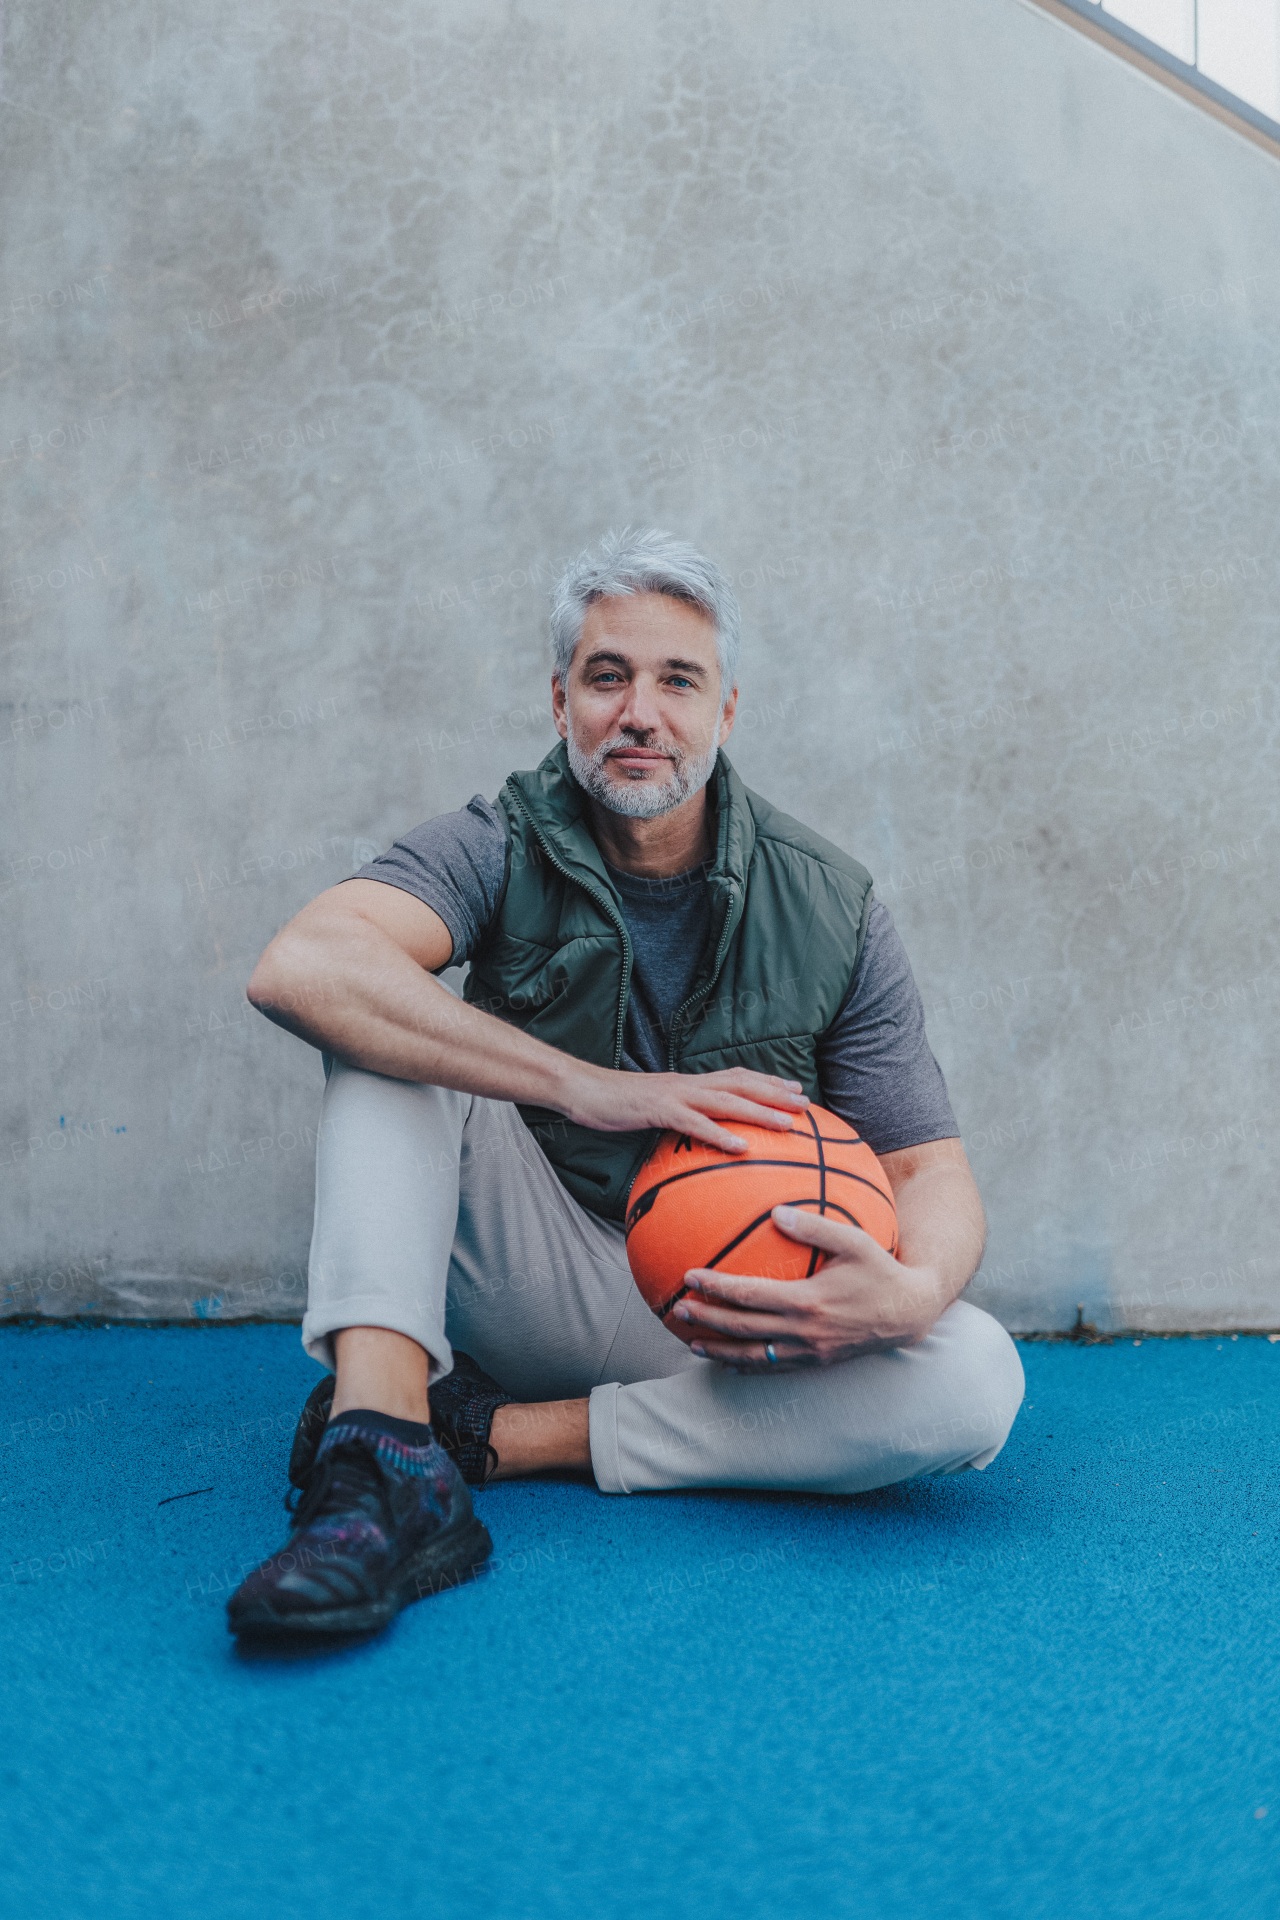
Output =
[{"x1": 927, "y1": 1299, "x2": 1025, "y2": 1462}]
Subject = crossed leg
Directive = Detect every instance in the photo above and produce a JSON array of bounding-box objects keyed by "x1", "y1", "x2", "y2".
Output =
[{"x1": 303, "y1": 1059, "x2": 1024, "y2": 1496}]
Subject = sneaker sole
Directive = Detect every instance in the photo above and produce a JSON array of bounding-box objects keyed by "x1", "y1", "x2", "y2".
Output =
[{"x1": 228, "y1": 1514, "x2": 493, "y2": 1639}]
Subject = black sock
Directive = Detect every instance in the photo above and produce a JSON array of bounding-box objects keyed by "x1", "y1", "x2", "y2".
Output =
[{"x1": 328, "y1": 1407, "x2": 435, "y2": 1449}]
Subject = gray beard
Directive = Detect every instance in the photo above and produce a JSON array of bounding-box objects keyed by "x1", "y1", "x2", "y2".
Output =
[{"x1": 565, "y1": 723, "x2": 720, "y2": 819}]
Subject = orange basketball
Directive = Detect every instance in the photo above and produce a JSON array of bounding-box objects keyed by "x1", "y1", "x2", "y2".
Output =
[{"x1": 624, "y1": 1102, "x2": 898, "y2": 1323}]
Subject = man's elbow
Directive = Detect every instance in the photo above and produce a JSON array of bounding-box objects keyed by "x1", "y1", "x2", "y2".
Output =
[{"x1": 246, "y1": 941, "x2": 302, "y2": 1016}]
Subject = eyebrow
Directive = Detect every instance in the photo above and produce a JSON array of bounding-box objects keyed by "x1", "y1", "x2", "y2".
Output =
[{"x1": 579, "y1": 649, "x2": 709, "y2": 677}]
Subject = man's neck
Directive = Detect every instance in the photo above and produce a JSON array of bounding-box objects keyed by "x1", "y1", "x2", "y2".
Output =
[{"x1": 585, "y1": 787, "x2": 715, "y2": 879}]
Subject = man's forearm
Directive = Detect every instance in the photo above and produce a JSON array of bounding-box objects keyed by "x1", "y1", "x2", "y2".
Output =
[
  {"x1": 891, "y1": 1161, "x2": 987, "y2": 1324},
  {"x1": 248, "y1": 917, "x2": 592, "y2": 1112}
]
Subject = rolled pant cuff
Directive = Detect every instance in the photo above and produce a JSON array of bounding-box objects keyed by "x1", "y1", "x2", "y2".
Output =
[
  {"x1": 301, "y1": 1296, "x2": 453, "y2": 1385},
  {"x1": 588, "y1": 1382, "x2": 625, "y2": 1494}
]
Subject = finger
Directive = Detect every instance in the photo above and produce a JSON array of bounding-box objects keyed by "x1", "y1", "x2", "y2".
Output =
[
  {"x1": 682, "y1": 1269, "x2": 802, "y2": 1313},
  {"x1": 710, "y1": 1069, "x2": 808, "y2": 1096},
  {"x1": 662, "y1": 1314, "x2": 755, "y2": 1352},
  {"x1": 671, "y1": 1297, "x2": 793, "y2": 1341},
  {"x1": 676, "y1": 1115, "x2": 751, "y2": 1154},
  {"x1": 681, "y1": 1095, "x2": 803, "y2": 1133},
  {"x1": 695, "y1": 1340, "x2": 812, "y2": 1373},
  {"x1": 771, "y1": 1206, "x2": 878, "y2": 1257},
  {"x1": 726, "y1": 1100, "x2": 804, "y2": 1131},
  {"x1": 670, "y1": 1103, "x2": 798, "y2": 1154},
  {"x1": 692, "y1": 1074, "x2": 810, "y2": 1109},
  {"x1": 724, "y1": 1077, "x2": 811, "y2": 1111}
]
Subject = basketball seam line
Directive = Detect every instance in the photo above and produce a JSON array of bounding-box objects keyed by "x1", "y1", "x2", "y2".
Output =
[
  {"x1": 626, "y1": 1156, "x2": 891, "y2": 1225},
  {"x1": 805, "y1": 1108, "x2": 826, "y2": 1278},
  {"x1": 649, "y1": 1198, "x2": 872, "y2": 1320}
]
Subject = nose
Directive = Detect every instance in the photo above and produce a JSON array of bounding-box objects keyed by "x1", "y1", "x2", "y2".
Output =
[{"x1": 616, "y1": 674, "x2": 662, "y2": 735}]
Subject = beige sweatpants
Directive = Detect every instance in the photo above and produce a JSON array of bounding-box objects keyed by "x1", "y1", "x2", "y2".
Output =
[{"x1": 301, "y1": 1057, "x2": 1025, "y2": 1495}]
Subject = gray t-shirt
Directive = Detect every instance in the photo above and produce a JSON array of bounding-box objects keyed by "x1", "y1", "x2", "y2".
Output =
[
  {"x1": 601, "y1": 853, "x2": 713, "y2": 1073},
  {"x1": 355, "y1": 794, "x2": 958, "y2": 1156}
]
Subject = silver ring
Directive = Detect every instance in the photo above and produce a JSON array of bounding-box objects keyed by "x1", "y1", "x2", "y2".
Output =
[{"x1": 764, "y1": 1342, "x2": 778, "y2": 1365}]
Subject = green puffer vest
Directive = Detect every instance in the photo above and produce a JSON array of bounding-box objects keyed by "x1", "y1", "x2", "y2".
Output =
[{"x1": 463, "y1": 739, "x2": 875, "y2": 1222}]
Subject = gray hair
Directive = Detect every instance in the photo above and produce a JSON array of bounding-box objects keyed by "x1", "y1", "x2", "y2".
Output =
[{"x1": 549, "y1": 527, "x2": 741, "y2": 693}]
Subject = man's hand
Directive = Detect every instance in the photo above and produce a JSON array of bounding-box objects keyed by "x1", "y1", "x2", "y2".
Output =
[
  {"x1": 664, "y1": 1140, "x2": 987, "y2": 1368},
  {"x1": 566, "y1": 1066, "x2": 811, "y2": 1154},
  {"x1": 665, "y1": 1206, "x2": 951, "y2": 1371}
]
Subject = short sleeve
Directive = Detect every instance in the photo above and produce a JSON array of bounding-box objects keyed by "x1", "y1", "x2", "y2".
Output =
[
  {"x1": 815, "y1": 898, "x2": 959, "y2": 1154},
  {"x1": 350, "y1": 794, "x2": 508, "y2": 967}
]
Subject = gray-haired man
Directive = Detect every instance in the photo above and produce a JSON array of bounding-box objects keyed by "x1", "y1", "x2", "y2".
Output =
[{"x1": 227, "y1": 528, "x2": 1024, "y2": 1639}]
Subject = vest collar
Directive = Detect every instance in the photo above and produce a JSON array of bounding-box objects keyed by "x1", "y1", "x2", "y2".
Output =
[{"x1": 504, "y1": 739, "x2": 756, "y2": 917}]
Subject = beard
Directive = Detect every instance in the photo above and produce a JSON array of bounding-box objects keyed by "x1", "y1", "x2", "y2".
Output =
[{"x1": 565, "y1": 718, "x2": 721, "y2": 819}]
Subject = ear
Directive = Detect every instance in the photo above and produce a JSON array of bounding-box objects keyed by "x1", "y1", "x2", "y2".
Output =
[
  {"x1": 551, "y1": 674, "x2": 569, "y2": 740},
  {"x1": 718, "y1": 683, "x2": 739, "y2": 744}
]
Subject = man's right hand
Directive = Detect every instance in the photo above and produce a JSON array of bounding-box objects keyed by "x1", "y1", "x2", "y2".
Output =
[{"x1": 564, "y1": 1065, "x2": 809, "y2": 1154}]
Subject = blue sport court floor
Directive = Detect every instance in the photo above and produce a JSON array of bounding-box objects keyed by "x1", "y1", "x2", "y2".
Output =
[{"x1": 0, "y1": 1323, "x2": 1275, "y2": 1919}]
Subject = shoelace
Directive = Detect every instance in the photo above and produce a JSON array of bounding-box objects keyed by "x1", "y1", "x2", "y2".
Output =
[{"x1": 284, "y1": 1438, "x2": 398, "y2": 1537}]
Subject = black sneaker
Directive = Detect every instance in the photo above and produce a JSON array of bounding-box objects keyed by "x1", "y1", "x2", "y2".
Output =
[
  {"x1": 288, "y1": 1373, "x2": 338, "y2": 1487},
  {"x1": 430, "y1": 1352, "x2": 518, "y2": 1486},
  {"x1": 287, "y1": 1354, "x2": 516, "y2": 1490},
  {"x1": 227, "y1": 1415, "x2": 492, "y2": 1639}
]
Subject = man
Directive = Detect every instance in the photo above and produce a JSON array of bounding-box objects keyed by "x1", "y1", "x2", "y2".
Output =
[{"x1": 227, "y1": 527, "x2": 1024, "y2": 1638}]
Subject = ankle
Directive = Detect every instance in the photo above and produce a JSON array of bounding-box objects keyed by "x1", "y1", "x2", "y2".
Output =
[
  {"x1": 331, "y1": 1326, "x2": 432, "y2": 1425},
  {"x1": 488, "y1": 1399, "x2": 592, "y2": 1480}
]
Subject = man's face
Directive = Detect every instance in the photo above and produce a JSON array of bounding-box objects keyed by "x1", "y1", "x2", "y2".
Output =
[{"x1": 552, "y1": 592, "x2": 738, "y2": 819}]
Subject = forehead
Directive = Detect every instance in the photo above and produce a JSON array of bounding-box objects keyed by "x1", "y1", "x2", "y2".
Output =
[{"x1": 575, "y1": 591, "x2": 718, "y2": 667}]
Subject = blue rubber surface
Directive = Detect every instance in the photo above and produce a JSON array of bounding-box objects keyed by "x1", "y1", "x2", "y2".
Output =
[{"x1": 0, "y1": 1326, "x2": 1276, "y2": 1919}]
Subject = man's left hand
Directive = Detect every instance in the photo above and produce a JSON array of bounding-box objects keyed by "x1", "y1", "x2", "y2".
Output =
[{"x1": 667, "y1": 1206, "x2": 948, "y2": 1372}]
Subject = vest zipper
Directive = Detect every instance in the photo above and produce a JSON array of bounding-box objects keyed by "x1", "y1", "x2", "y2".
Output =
[
  {"x1": 505, "y1": 785, "x2": 635, "y2": 1070},
  {"x1": 666, "y1": 881, "x2": 739, "y2": 1071}
]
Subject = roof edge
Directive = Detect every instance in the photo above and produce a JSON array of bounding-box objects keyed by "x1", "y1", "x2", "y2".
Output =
[{"x1": 1017, "y1": 0, "x2": 1280, "y2": 164}]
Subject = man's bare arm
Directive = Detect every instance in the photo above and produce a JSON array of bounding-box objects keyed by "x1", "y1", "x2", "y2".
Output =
[
  {"x1": 246, "y1": 880, "x2": 810, "y2": 1152},
  {"x1": 877, "y1": 1136, "x2": 987, "y2": 1322}
]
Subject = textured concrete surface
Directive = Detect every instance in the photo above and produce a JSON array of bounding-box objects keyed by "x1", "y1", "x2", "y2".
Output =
[
  {"x1": 2, "y1": 0, "x2": 1277, "y2": 1328},
  {"x1": 0, "y1": 1326, "x2": 1277, "y2": 1918}
]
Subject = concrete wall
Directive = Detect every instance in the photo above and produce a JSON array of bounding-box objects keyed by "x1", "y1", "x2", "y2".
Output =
[{"x1": 3, "y1": 0, "x2": 1277, "y2": 1331}]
